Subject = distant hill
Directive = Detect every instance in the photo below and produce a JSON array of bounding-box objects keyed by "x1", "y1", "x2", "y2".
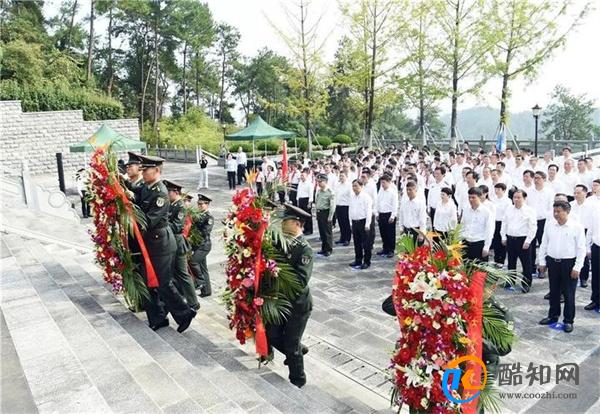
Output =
[{"x1": 440, "y1": 106, "x2": 600, "y2": 141}]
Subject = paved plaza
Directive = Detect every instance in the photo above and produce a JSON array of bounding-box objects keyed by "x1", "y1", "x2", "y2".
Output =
[{"x1": 1, "y1": 161, "x2": 599, "y2": 414}]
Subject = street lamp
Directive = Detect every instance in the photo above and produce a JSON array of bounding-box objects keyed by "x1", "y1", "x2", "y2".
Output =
[{"x1": 532, "y1": 104, "x2": 541, "y2": 156}]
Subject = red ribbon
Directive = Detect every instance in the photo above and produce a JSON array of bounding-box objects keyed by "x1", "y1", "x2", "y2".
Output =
[
  {"x1": 462, "y1": 271, "x2": 486, "y2": 414},
  {"x1": 253, "y1": 219, "x2": 269, "y2": 357},
  {"x1": 281, "y1": 141, "x2": 288, "y2": 183},
  {"x1": 114, "y1": 180, "x2": 159, "y2": 288},
  {"x1": 182, "y1": 214, "x2": 192, "y2": 239}
]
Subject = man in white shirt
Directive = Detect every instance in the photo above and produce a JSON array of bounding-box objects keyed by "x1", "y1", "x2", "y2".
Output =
[
  {"x1": 501, "y1": 190, "x2": 537, "y2": 292},
  {"x1": 561, "y1": 159, "x2": 577, "y2": 197},
  {"x1": 361, "y1": 168, "x2": 378, "y2": 248},
  {"x1": 585, "y1": 179, "x2": 600, "y2": 311},
  {"x1": 511, "y1": 155, "x2": 527, "y2": 187},
  {"x1": 491, "y1": 183, "x2": 511, "y2": 266},
  {"x1": 288, "y1": 163, "x2": 300, "y2": 206},
  {"x1": 575, "y1": 158, "x2": 593, "y2": 189},
  {"x1": 376, "y1": 174, "x2": 399, "y2": 258},
  {"x1": 235, "y1": 147, "x2": 247, "y2": 185},
  {"x1": 400, "y1": 181, "x2": 427, "y2": 245},
  {"x1": 427, "y1": 166, "x2": 450, "y2": 224},
  {"x1": 528, "y1": 171, "x2": 555, "y2": 274},
  {"x1": 570, "y1": 184, "x2": 592, "y2": 288},
  {"x1": 546, "y1": 164, "x2": 566, "y2": 195},
  {"x1": 349, "y1": 179, "x2": 374, "y2": 270},
  {"x1": 538, "y1": 201, "x2": 586, "y2": 333},
  {"x1": 297, "y1": 168, "x2": 314, "y2": 235},
  {"x1": 334, "y1": 172, "x2": 353, "y2": 246},
  {"x1": 460, "y1": 187, "x2": 494, "y2": 262}
]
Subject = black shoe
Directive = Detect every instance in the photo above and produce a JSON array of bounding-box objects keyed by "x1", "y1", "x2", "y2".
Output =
[
  {"x1": 584, "y1": 302, "x2": 599, "y2": 311},
  {"x1": 349, "y1": 262, "x2": 360, "y2": 267},
  {"x1": 150, "y1": 319, "x2": 169, "y2": 331},
  {"x1": 538, "y1": 317, "x2": 558, "y2": 325},
  {"x1": 191, "y1": 303, "x2": 201, "y2": 311},
  {"x1": 360, "y1": 263, "x2": 370, "y2": 269},
  {"x1": 386, "y1": 252, "x2": 395, "y2": 258},
  {"x1": 335, "y1": 240, "x2": 344, "y2": 245},
  {"x1": 342, "y1": 242, "x2": 350, "y2": 246},
  {"x1": 290, "y1": 378, "x2": 306, "y2": 388},
  {"x1": 321, "y1": 252, "x2": 331, "y2": 257},
  {"x1": 544, "y1": 293, "x2": 550, "y2": 300},
  {"x1": 521, "y1": 284, "x2": 531, "y2": 293},
  {"x1": 376, "y1": 250, "x2": 386, "y2": 256},
  {"x1": 199, "y1": 292, "x2": 212, "y2": 298},
  {"x1": 580, "y1": 281, "x2": 588, "y2": 288},
  {"x1": 177, "y1": 309, "x2": 197, "y2": 333},
  {"x1": 563, "y1": 323, "x2": 573, "y2": 333}
]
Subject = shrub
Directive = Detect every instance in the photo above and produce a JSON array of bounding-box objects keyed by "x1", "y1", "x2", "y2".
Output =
[
  {"x1": 333, "y1": 134, "x2": 352, "y2": 145},
  {"x1": 315, "y1": 136, "x2": 332, "y2": 148}
]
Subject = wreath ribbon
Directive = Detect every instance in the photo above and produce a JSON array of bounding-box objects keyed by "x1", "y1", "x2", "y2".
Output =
[
  {"x1": 463, "y1": 271, "x2": 486, "y2": 414},
  {"x1": 253, "y1": 219, "x2": 269, "y2": 357}
]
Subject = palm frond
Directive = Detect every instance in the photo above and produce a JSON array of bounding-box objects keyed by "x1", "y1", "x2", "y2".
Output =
[
  {"x1": 396, "y1": 234, "x2": 416, "y2": 254},
  {"x1": 482, "y1": 305, "x2": 515, "y2": 353},
  {"x1": 464, "y1": 260, "x2": 522, "y2": 289},
  {"x1": 261, "y1": 296, "x2": 293, "y2": 325},
  {"x1": 478, "y1": 378, "x2": 503, "y2": 414}
]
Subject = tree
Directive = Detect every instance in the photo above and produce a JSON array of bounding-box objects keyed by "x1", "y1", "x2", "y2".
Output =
[
  {"x1": 269, "y1": 0, "x2": 329, "y2": 155},
  {"x1": 340, "y1": 0, "x2": 405, "y2": 147},
  {"x1": 86, "y1": 0, "x2": 96, "y2": 82},
  {"x1": 48, "y1": 0, "x2": 86, "y2": 52},
  {"x1": 1, "y1": 0, "x2": 49, "y2": 44},
  {"x1": 434, "y1": 0, "x2": 493, "y2": 148},
  {"x1": 541, "y1": 85, "x2": 597, "y2": 141},
  {"x1": 214, "y1": 23, "x2": 240, "y2": 123},
  {"x1": 488, "y1": 0, "x2": 591, "y2": 125},
  {"x1": 396, "y1": 0, "x2": 445, "y2": 145}
]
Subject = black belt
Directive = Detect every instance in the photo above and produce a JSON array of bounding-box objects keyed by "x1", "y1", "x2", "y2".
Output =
[
  {"x1": 507, "y1": 235, "x2": 526, "y2": 239},
  {"x1": 317, "y1": 209, "x2": 329, "y2": 213},
  {"x1": 548, "y1": 257, "x2": 575, "y2": 263}
]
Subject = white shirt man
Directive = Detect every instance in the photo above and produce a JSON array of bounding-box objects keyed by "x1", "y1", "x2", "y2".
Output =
[
  {"x1": 500, "y1": 198, "x2": 537, "y2": 245},
  {"x1": 236, "y1": 149, "x2": 247, "y2": 166},
  {"x1": 376, "y1": 181, "x2": 399, "y2": 220},
  {"x1": 399, "y1": 182, "x2": 427, "y2": 236},
  {"x1": 427, "y1": 168, "x2": 450, "y2": 212},
  {"x1": 461, "y1": 189, "x2": 495, "y2": 258},
  {"x1": 527, "y1": 176, "x2": 554, "y2": 221},
  {"x1": 297, "y1": 176, "x2": 314, "y2": 203}
]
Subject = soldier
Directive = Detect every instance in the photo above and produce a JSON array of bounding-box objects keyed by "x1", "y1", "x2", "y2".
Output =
[
  {"x1": 314, "y1": 173, "x2": 335, "y2": 257},
  {"x1": 189, "y1": 194, "x2": 214, "y2": 297},
  {"x1": 266, "y1": 204, "x2": 313, "y2": 388},
  {"x1": 133, "y1": 154, "x2": 197, "y2": 332},
  {"x1": 163, "y1": 179, "x2": 200, "y2": 311},
  {"x1": 125, "y1": 151, "x2": 144, "y2": 191}
]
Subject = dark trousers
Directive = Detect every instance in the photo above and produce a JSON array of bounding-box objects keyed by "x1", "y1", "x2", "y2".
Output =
[
  {"x1": 237, "y1": 164, "x2": 246, "y2": 185},
  {"x1": 506, "y1": 236, "x2": 533, "y2": 288},
  {"x1": 580, "y1": 229, "x2": 590, "y2": 284},
  {"x1": 289, "y1": 184, "x2": 298, "y2": 206},
  {"x1": 256, "y1": 182, "x2": 263, "y2": 196},
  {"x1": 335, "y1": 205, "x2": 351, "y2": 243},
  {"x1": 298, "y1": 198, "x2": 312, "y2": 234},
  {"x1": 429, "y1": 207, "x2": 436, "y2": 226},
  {"x1": 464, "y1": 240, "x2": 486, "y2": 262},
  {"x1": 227, "y1": 171, "x2": 236, "y2": 190},
  {"x1": 352, "y1": 219, "x2": 373, "y2": 265},
  {"x1": 172, "y1": 252, "x2": 200, "y2": 308},
  {"x1": 591, "y1": 244, "x2": 599, "y2": 304},
  {"x1": 189, "y1": 248, "x2": 211, "y2": 295},
  {"x1": 266, "y1": 308, "x2": 311, "y2": 386},
  {"x1": 492, "y1": 221, "x2": 506, "y2": 265},
  {"x1": 278, "y1": 191, "x2": 286, "y2": 204},
  {"x1": 80, "y1": 191, "x2": 91, "y2": 218},
  {"x1": 547, "y1": 257, "x2": 577, "y2": 324},
  {"x1": 143, "y1": 250, "x2": 194, "y2": 326},
  {"x1": 316, "y1": 210, "x2": 333, "y2": 253},
  {"x1": 378, "y1": 212, "x2": 396, "y2": 253},
  {"x1": 531, "y1": 219, "x2": 546, "y2": 267}
]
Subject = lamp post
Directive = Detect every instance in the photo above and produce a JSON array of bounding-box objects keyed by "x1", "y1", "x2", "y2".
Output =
[{"x1": 532, "y1": 104, "x2": 541, "y2": 156}]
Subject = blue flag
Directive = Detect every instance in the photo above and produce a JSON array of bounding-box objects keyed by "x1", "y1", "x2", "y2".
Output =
[{"x1": 495, "y1": 124, "x2": 506, "y2": 152}]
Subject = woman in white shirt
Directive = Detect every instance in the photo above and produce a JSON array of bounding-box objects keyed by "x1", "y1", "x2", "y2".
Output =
[
  {"x1": 226, "y1": 153, "x2": 237, "y2": 190},
  {"x1": 433, "y1": 187, "x2": 458, "y2": 239}
]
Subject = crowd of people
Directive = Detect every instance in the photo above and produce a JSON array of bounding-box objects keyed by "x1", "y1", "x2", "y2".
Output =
[{"x1": 229, "y1": 143, "x2": 599, "y2": 333}]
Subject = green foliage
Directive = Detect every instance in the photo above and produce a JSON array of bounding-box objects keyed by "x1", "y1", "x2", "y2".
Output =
[
  {"x1": 0, "y1": 79, "x2": 124, "y2": 120},
  {"x1": 541, "y1": 85, "x2": 597, "y2": 141},
  {"x1": 288, "y1": 138, "x2": 308, "y2": 152},
  {"x1": 0, "y1": 40, "x2": 45, "y2": 84},
  {"x1": 314, "y1": 136, "x2": 332, "y2": 148},
  {"x1": 143, "y1": 107, "x2": 225, "y2": 152},
  {"x1": 332, "y1": 134, "x2": 353, "y2": 144}
]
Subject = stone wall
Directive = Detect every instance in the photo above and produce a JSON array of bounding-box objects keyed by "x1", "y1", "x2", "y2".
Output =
[{"x1": 0, "y1": 100, "x2": 141, "y2": 177}]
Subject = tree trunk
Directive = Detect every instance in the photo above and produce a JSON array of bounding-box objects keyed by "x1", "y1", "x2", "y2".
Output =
[
  {"x1": 218, "y1": 48, "x2": 226, "y2": 123},
  {"x1": 300, "y1": 0, "x2": 312, "y2": 156},
  {"x1": 449, "y1": 0, "x2": 460, "y2": 149},
  {"x1": 366, "y1": 2, "x2": 377, "y2": 148},
  {"x1": 153, "y1": 7, "x2": 160, "y2": 131},
  {"x1": 86, "y1": 0, "x2": 95, "y2": 83},
  {"x1": 418, "y1": 12, "x2": 425, "y2": 147},
  {"x1": 107, "y1": 5, "x2": 114, "y2": 96},
  {"x1": 182, "y1": 42, "x2": 188, "y2": 114},
  {"x1": 499, "y1": 71, "x2": 510, "y2": 126},
  {"x1": 66, "y1": 0, "x2": 78, "y2": 50}
]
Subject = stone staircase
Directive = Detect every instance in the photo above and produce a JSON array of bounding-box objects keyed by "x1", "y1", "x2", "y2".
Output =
[{"x1": 0, "y1": 230, "x2": 393, "y2": 414}]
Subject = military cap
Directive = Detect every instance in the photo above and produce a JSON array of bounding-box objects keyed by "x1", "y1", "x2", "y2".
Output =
[
  {"x1": 125, "y1": 152, "x2": 142, "y2": 166},
  {"x1": 316, "y1": 173, "x2": 328, "y2": 182},
  {"x1": 163, "y1": 179, "x2": 184, "y2": 192},
  {"x1": 138, "y1": 154, "x2": 165, "y2": 169},
  {"x1": 183, "y1": 194, "x2": 193, "y2": 202},
  {"x1": 282, "y1": 203, "x2": 311, "y2": 222},
  {"x1": 197, "y1": 193, "x2": 212, "y2": 203}
]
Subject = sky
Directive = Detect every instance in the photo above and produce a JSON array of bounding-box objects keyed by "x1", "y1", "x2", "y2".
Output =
[{"x1": 205, "y1": 0, "x2": 600, "y2": 117}]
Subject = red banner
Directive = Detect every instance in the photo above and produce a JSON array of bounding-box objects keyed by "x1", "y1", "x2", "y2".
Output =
[
  {"x1": 182, "y1": 214, "x2": 192, "y2": 239},
  {"x1": 281, "y1": 141, "x2": 288, "y2": 183},
  {"x1": 462, "y1": 271, "x2": 486, "y2": 414}
]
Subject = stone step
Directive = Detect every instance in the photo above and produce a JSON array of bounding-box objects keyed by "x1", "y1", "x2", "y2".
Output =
[
  {"x1": 0, "y1": 242, "x2": 112, "y2": 413},
  {"x1": 47, "y1": 244, "x2": 377, "y2": 413}
]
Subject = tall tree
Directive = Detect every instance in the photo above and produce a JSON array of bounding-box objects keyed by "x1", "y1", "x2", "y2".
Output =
[
  {"x1": 488, "y1": 0, "x2": 591, "y2": 125},
  {"x1": 434, "y1": 0, "x2": 493, "y2": 148},
  {"x1": 341, "y1": 0, "x2": 405, "y2": 147},
  {"x1": 214, "y1": 23, "x2": 240, "y2": 123},
  {"x1": 541, "y1": 85, "x2": 597, "y2": 141},
  {"x1": 269, "y1": 0, "x2": 329, "y2": 155},
  {"x1": 86, "y1": 0, "x2": 95, "y2": 82},
  {"x1": 48, "y1": 0, "x2": 86, "y2": 52}
]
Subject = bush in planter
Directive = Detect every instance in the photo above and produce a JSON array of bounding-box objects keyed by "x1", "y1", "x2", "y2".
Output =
[{"x1": 333, "y1": 134, "x2": 352, "y2": 145}]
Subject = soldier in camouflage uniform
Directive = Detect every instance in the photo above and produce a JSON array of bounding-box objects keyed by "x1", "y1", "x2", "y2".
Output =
[
  {"x1": 128, "y1": 154, "x2": 196, "y2": 333},
  {"x1": 266, "y1": 204, "x2": 314, "y2": 388},
  {"x1": 164, "y1": 179, "x2": 200, "y2": 311}
]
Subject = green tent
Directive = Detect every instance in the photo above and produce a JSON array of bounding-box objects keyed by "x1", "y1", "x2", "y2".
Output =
[
  {"x1": 69, "y1": 123, "x2": 146, "y2": 153},
  {"x1": 225, "y1": 116, "x2": 294, "y2": 160}
]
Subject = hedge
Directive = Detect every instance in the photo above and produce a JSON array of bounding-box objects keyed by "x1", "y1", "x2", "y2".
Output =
[
  {"x1": 315, "y1": 136, "x2": 332, "y2": 148},
  {"x1": 0, "y1": 80, "x2": 124, "y2": 120},
  {"x1": 333, "y1": 134, "x2": 352, "y2": 144}
]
